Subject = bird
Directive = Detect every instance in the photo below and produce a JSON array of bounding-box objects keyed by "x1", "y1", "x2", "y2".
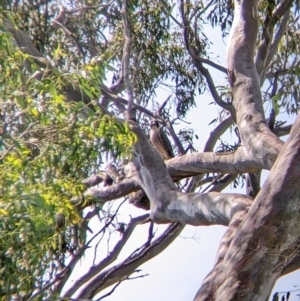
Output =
[
  {"x1": 55, "y1": 212, "x2": 66, "y2": 231},
  {"x1": 149, "y1": 119, "x2": 174, "y2": 160}
]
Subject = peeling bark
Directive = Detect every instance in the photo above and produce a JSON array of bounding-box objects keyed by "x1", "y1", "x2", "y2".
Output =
[
  {"x1": 194, "y1": 109, "x2": 300, "y2": 301},
  {"x1": 191, "y1": 1, "x2": 300, "y2": 299},
  {"x1": 128, "y1": 121, "x2": 252, "y2": 226}
]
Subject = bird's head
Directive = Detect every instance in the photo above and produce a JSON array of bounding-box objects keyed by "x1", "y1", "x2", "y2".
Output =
[{"x1": 150, "y1": 119, "x2": 159, "y2": 129}]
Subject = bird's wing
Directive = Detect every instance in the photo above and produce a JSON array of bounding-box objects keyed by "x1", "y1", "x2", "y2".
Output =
[{"x1": 160, "y1": 128, "x2": 174, "y2": 159}]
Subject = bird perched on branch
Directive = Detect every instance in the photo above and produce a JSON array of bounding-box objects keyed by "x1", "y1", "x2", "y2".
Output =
[{"x1": 150, "y1": 119, "x2": 174, "y2": 160}]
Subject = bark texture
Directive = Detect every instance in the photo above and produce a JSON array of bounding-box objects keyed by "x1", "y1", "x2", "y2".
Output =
[{"x1": 194, "y1": 108, "x2": 300, "y2": 301}]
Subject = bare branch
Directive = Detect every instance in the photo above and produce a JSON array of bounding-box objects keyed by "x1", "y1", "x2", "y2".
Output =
[
  {"x1": 255, "y1": 1, "x2": 292, "y2": 82},
  {"x1": 203, "y1": 115, "x2": 234, "y2": 152},
  {"x1": 82, "y1": 136, "x2": 284, "y2": 210},
  {"x1": 62, "y1": 214, "x2": 149, "y2": 298},
  {"x1": 100, "y1": 83, "x2": 157, "y2": 119},
  {"x1": 273, "y1": 124, "x2": 292, "y2": 137},
  {"x1": 121, "y1": 0, "x2": 134, "y2": 120},
  {"x1": 96, "y1": 270, "x2": 149, "y2": 301},
  {"x1": 208, "y1": 174, "x2": 238, "y2": 193},
  {"x1": 165, "y1": 119, "x2": 185, "y2": 156},
  {"x1": 96, "y1": 279, "x2": 123, "y2": 301},
  {"x1": 178, "y1": 0, "x2": 234, "y2": 118},
  {"x1": 71, "y1": 178, "x2": 139, "y2": 211},
  {"x1": 186, "y1": 115, "x2": 234, "y2": 192},
  {"x1": 192, "y1": 55, "x2": 227, "y2": 74},
  {"x1": 82, "y1": 174, "x2": 104, "y2": 188},
  {"x1": 157, "y1": 95, "x2": 172, "y2": 115},
  {"x1": 77, "y1": 222, "x2": 184, "y2": 299}
]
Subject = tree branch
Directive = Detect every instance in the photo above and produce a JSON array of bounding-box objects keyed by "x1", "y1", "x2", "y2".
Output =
[
  {"x1": 255, "y1": 1, "x2": 292, "y2": 83},
  {"x1": 3, "y1": 16, "x2": 96, "y2": 107},
  {"x1": 203, "y1": 115, "x2": 234, "y2": 152},
  {"x1": 178, "y1": 0, "x2": 234, "y2": 119},
  {"x1": 165, "y1": 119, "x2": 185, "y2": 156},
  {"x1": 129, "y1": 121, "x2": 252, "y2": 226},
  {"x1": 77, "y1": 222, "x2": 184, "y2": 299},
  {"x1": 62, "y1": 214, "x2": 149, "y2": 298},
  {"x1": 100, "y1": 83, "x2": 157, "y2": 119},
  {"x1": 194, "y1": 108, "x2": 300, "y2": 301},
  {"x1": 185, "y1": 115, "x2": 234, "y2": 192},
  {"x1": 121, "y1": 0, "x2": 135, "y2": 120},
  {"x1": 226, "y1": 0, "x2": 284, "y2": 170}
]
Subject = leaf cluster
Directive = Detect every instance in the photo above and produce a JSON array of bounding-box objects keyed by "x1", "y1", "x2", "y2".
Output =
[{"x1": 0, "y1": 26, "x2": 135, "y2": 298}]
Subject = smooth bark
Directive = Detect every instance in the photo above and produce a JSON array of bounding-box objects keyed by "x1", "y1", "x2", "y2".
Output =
[{"x1": 194, "y1": 107, "x2": 300, "y2": 301}]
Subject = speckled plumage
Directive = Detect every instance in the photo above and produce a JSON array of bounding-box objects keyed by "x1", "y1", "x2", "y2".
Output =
[{"x1": 150, "y1": 120, "x2": 174, "y2": 160}]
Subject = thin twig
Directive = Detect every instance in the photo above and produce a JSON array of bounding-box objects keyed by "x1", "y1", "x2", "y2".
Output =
[
  {"x1": 51, "y1": 20, "x2": 85, "y2": 56},
  {"x1": 157, "y1": 95, "x2": 172, "y2": 115},
  {"x1": 132, "y1": 49, "x2": 145, "y2": 84},
  {"x1": 166, "y1": 119, "x2": 185, "y2": 156},
  {"x1": 62, "y1": 213, "x2": 149, "y2": 298},
  {"x1": 100, "y1": 83, "x2": 157, "y2": 119},
  {"x1": 121, "y1": 0, "x2": 134, "y2": 119}
]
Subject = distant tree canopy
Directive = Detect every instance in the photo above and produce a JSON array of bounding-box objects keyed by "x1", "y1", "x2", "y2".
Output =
[{"x1": 1, "y1": 0, "x2": 300, "y2": 300}]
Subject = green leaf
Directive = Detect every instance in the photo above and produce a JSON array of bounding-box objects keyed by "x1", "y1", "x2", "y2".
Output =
[
  {"x1": 15, "y1": 96, "x2": 25, "y2": 108},
  {"x1": 106, "y1": 64, "x2": 117, "y2": 72},
  {"x1": 32, "y1": 194, "x2": 45, "y2": 207},
  {"x1": 49, "y1": 82, "x2": 57, "y2": 98},
  {"x1": 271, "y1": 98, "x2": 279, "y2": 115},
  {"x1": 0, "y1": 209, "x2": 9, "y2": 215}
]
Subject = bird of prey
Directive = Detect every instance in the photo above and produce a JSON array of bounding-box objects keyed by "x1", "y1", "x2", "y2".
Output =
[{"x1": 150, "y1": 119, "x2": 174, "y2": 160}]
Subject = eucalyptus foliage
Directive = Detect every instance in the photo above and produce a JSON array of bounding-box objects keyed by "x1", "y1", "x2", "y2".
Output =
[
  {"x1": 0, "y1": 16, "x2": 135, "y2": 299},
  {"x1": 1, "y1": 0, "x2": 300, "y2": 300}
]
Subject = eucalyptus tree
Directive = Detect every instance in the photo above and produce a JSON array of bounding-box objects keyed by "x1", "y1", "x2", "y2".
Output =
[{"x1": 1, "y1": 0, "x2": 300, "y2": 300}]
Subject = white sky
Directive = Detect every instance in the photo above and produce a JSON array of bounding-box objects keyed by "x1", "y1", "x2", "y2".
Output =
[{"x1": 65, "y1": 24, "x2": 300, "y2": 301}]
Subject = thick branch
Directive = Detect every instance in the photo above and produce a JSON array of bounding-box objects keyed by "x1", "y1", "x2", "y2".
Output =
[
  {"x1": 194, "y1": 109, "x2": 300, "y2": 301},
  {"x1": 273, "y1": 124, "x2": 292, "y2": 137},
  {"x1": 82, "y1": 142, "x2": 281, "y2": 210},
  {"x1": 72, "y1": 179, "x2": 139, "y2": 211},
  {"x1": 166, "y1": 147, "x2": 267, "y2": 180},
  {"x1": 226, "y1": 0, "x2": 284, "y2": 171},
  {"x1": 128, "y1": 121, "x2": 252, "y2": 226},
  {"x1": 186, "y1": 115, "x2": 234, "y2": 192}
]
